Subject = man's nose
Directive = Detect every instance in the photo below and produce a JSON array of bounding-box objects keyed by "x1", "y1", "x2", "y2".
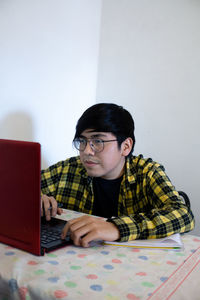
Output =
[{"x1": 83, "y1": 141, "x2": 95, "y2": 155}]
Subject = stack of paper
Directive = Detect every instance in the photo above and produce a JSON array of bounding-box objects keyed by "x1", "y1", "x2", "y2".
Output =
[{"x1": 103, "y1": 233, "x2": 183, "y2": 250}]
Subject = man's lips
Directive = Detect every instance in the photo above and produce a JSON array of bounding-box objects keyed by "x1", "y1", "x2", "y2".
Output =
[{"x1": 83, "y1": 159, "x2": 99, "y2": 166}]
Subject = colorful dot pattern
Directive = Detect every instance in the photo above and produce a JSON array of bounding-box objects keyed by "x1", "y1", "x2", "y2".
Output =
[{"x1": 0, "y1": 210, "x2": 200, "y2": 299}]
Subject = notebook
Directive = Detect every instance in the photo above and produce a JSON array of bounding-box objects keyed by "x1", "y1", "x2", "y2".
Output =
[
  {"x1": 0, "y1": 139, "x2": 72, "y2": 256},
  {"x1": 103, "y1": 233, "x2": 183, "y2": 250}
]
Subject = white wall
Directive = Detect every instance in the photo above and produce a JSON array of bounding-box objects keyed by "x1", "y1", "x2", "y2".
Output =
[
  {"x1": 1, "y1": 0, "x2": 199, "y2": 236},
  {"x1": 96, "y1": 0, "x2": 200, "y2": 235},
  {"x1": 0, "y1": 0, "x2": 102, "y2": 168}
]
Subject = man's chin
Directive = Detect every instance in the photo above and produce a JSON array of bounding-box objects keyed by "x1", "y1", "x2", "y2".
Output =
[
  {"x1": 84, "y1": 167, "x2": 102, "y2": 178},
  {"x1": 86, "y1": 170, "x2": 101, "y2": 177}
]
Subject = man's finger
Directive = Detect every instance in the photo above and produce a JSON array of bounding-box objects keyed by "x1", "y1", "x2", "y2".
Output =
[
  {"x1": 61, "y1": 222, "x2": 70, "y2": 239},
  {"x1": 50, "y1": 197, "x2": 57, "y2": 217},
  {"x1": 80, "y1": 231, "x2": 96, "y2": 248},
  {"x1": 57, "y1": 208, "x2": 63, "y2": 215},
  {"x1": 42, "y1": 195, "x2": 58, "y2": 220}
]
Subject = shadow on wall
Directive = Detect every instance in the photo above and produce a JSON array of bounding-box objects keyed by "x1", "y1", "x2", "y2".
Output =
[{"x1": 0, "y1": 111, "x2": 48, "y2": 169}]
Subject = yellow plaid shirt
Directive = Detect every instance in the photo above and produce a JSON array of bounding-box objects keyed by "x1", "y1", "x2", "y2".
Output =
[{"x1": 41, "y1": 155, "x2": 195, "y2": 242}]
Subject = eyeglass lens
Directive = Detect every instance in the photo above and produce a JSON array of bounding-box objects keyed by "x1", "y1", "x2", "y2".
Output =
[{"x1": 74, "y1": 138, "x2": 103, "y2": 152}]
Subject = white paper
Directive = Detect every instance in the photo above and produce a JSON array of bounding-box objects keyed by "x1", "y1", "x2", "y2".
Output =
[{"x1": 104, "y1": 233, "x2": 183, "y2": 249}]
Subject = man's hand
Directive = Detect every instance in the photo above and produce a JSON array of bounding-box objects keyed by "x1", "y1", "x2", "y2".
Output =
[
  {"x1": 61, "y1": 215, "x2": 120, "y2": 247},
  {"x1": 41, "y1": 194, "x2": 63, "y2": 221}
]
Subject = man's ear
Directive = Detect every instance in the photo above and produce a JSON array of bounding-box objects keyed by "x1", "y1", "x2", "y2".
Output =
[{"x1": 121, "y1": 138, "x2": 133, "y2": 157}]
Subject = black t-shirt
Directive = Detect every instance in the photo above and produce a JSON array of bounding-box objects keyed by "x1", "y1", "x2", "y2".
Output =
[{"x1": 92, "y1": 176, "x2": 123, "y2": 218}]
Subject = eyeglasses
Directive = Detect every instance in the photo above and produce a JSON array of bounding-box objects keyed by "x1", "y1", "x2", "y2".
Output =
[{"x1": 73, "y1": 137, "x2": 118, "y2": 153}]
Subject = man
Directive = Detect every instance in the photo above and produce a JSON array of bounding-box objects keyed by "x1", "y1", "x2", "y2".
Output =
[{"x1": 41, "y1": 103, "x2": 195, "y2": 247}]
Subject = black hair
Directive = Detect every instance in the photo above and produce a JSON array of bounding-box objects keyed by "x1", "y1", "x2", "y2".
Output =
[{"x1": 74, "y1": 103, "x2": 135, "y2": 156}]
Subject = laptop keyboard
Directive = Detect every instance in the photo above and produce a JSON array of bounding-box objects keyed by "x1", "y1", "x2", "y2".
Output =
[
  {"x1": 41, "y1": 217, "x2": 70, "y2": 247},
  {"x1": 41, "y1": 225, "x2": 63, "y2": 244}
]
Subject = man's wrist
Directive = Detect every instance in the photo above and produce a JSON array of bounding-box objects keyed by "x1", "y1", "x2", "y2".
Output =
[{"x1": 107, "y1": 216, "x2": 138, "y2": 242}]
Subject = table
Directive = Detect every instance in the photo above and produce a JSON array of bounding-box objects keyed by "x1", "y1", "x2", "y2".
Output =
[{"x1": 0, "y1": 209, "x2": 200, "y2": 300}]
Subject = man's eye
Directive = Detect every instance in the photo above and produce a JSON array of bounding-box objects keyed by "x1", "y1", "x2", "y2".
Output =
[
  {"x1": 79, "y1": 139, "x2": 86, "y2": 144},
  {"x1": 93, "y1": 139, "x2": 102, "y2": 144}
]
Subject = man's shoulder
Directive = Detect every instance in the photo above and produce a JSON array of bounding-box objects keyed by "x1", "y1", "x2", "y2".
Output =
[
  {"x1": 45, "y1": 156, "x2": 82, "y2": 173},
  {"x1": 60, "y1": 156, "x2": 82, "y2": 169},
  {"x1": 128, "y1": 154, "x2": 163, "y2": 173}
]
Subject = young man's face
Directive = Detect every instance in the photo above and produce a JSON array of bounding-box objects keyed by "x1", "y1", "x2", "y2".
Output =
[{"x1": 79, "y1": 129, "x2": 131, "y2": 180}]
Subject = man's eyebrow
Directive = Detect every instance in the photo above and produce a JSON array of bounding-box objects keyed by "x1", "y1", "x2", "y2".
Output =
[
  {"x1": 80, "y1": 133, "x2": 108, "y2": 138},
  {"x1": 91, "y1": 134, "x2": 108, "y2": 138}
]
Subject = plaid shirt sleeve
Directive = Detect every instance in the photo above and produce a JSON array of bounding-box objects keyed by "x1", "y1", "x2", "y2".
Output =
[
  {"x1": 41, "y1": 160, "x2": 65, "y2": 198},
  {"x1": 107, "y1": 159, "x2": 195, "y2": 242}
]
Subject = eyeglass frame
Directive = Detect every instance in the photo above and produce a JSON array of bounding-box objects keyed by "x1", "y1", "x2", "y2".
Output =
[{"x1": 73, "y1": 137, "x2": 118, "y2": 153}]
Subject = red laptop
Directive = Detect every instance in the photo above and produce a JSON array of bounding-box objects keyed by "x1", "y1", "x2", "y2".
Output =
[{"x1": 0, "y1": 139, "x2": 71, "y2": 256}]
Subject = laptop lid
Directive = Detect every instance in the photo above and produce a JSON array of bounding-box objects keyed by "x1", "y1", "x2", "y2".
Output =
[
  {"x1": 0, "y1": 139, "x2": 41, "y2": 255},
  {"x1": 0, "y1": 139, "x2": 72, "y2": 256}
]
